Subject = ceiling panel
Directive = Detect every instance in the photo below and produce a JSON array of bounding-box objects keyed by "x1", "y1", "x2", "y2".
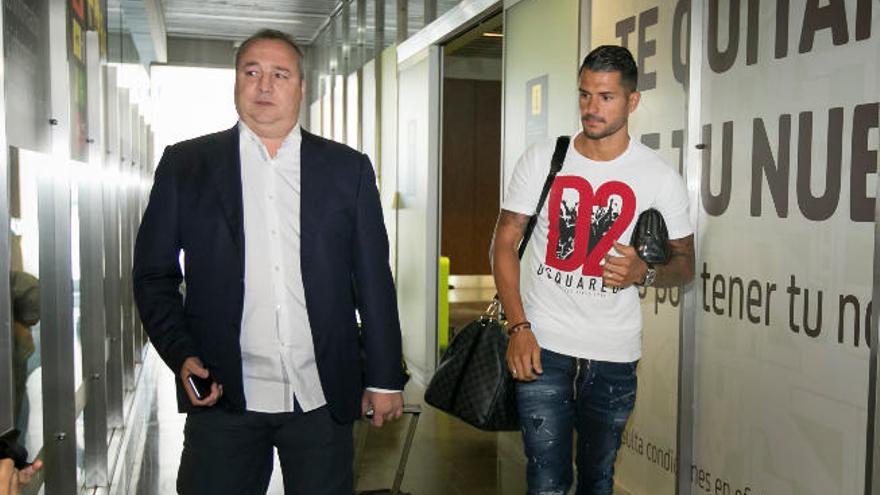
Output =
[
  {"x1": 160, "y1": 0, "x2": 466, "y2": 45},
  {"x1": 162, "y1": 0, "x2": 340, "y2": 43}
]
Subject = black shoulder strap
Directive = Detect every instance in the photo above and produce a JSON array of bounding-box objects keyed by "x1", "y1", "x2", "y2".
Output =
[{"x1": 517, "y1": 136, "x2": 570, "y2": 259}]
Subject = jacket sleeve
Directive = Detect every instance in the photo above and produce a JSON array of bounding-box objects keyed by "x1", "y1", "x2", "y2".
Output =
[
  {"x1": 132, "y1": 145, "x2": 197, "y2": 376},
  {"x1": 351, "y1": 154, "x2": 406, "y2": 390}
]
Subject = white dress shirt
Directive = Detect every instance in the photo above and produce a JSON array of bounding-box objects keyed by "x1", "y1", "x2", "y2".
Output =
[{"x1": 238, "y1": 122, "x2": 326, "y2": 413}]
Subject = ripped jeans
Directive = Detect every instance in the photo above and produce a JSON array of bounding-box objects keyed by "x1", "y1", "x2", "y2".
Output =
[{"x1": 516, "y1": 348, "x2": 637, "y2": 495}]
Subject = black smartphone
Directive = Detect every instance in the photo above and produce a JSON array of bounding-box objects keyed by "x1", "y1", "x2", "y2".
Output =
[{"x1": 187, "y1": 374, "x2": 214, "y2": 401}]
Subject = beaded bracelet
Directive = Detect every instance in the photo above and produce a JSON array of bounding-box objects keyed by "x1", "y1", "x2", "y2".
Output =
[{"x1": 507, "y1": 321, "x2": 532, "y2": 336}]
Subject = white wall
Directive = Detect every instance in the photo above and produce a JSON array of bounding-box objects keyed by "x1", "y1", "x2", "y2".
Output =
[
  {"x1": 501, "y1": 0, "x2": 580, "y2": 193},
  {"x1": 379, "y1": 47, "x2": 399, "y2": 279},
  {"x1": 395, "y1": 48, "x2": 440, "y2": 383}
]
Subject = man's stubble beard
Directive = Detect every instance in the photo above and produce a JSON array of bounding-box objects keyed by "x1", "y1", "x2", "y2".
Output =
[{"x1": 581, "y1": 115, "x2": 628, "y2": 140}]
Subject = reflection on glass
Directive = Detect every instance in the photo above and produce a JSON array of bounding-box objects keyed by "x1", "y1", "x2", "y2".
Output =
[
  {"x1": 11, "y1": 270, "x2": 39, "y2": 429},
  {"x1": 71, "y1": 170, "x2": 83, "y2": 392},
  {"x1": 346, "y1": 71, "x2": 359, "y2": 150},
  {"x1": 71, "y1": 165, "x2": 85, "y2": 484},
  {"x1": 76, "y1": 411, "x2": 85, "y2": 485},
  {"x1": 333, "y1": 74, "x2": 345, "y2": 142},
  {"x1": 9, "y1": 147, "x2": 45, "y2": 456}
]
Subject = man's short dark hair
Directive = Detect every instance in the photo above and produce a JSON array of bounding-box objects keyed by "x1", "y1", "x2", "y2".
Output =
[
  {"x1": 579, "y1": 45, "x2": 638, "y2": 93},
  {"x1": 235, "y1": 29, "x2": 305, "y2": 80}
]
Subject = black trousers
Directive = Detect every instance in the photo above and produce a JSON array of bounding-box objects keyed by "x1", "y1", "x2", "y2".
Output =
[{"x1": 177, "y1": 405, "x2": 353, "y2": 495}]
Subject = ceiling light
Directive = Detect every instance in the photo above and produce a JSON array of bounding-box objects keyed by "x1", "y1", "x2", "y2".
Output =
[{"x1": 482, "y1": 32, "x2": 503, "y2": 38}]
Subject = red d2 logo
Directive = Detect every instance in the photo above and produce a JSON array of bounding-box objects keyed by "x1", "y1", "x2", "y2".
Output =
[{"x1": 544, "y1": 177, "x2": 635, "y2": 277}]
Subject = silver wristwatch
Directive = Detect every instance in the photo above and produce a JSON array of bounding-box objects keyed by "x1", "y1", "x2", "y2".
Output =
[{"x1": 641, "y1": 266, "x2": 657, "y2": 287}]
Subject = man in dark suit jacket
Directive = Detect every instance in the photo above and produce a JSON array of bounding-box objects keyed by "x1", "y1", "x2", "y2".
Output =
[{"x1": 133, "y1": 28, "x2": 405, "y2": 495}]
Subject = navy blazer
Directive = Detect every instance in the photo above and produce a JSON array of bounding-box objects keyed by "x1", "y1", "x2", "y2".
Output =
[{"x1": 132, "y1": 126, "x2": 405, "y2": 422}]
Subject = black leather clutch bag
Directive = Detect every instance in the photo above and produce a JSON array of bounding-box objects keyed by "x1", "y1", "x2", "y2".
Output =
[
  {"x1": 0, "y1": 429, "x2": 30, "y2": 470},
  {"x1": 630, "y1": 208, "x2": 670, "y2": 265}
]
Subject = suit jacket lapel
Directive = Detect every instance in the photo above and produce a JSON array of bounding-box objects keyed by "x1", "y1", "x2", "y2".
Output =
[{"x1": 208, "y1": 125, "x2": 245, "y2": 263}]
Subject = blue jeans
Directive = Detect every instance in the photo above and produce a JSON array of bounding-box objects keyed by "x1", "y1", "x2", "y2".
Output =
[{"x1": 516, "y1": 348, "x2": 638, "y2": 495}]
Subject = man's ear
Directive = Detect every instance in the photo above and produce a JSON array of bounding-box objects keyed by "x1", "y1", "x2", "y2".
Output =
[{"x1": 628, "y1": 90, "x2": 641, "y2": 113}]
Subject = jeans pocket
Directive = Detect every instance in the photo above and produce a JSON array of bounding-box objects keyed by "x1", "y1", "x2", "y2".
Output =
[{"x1": 598, "y1": 362, "x2": 638, "y2": 414}]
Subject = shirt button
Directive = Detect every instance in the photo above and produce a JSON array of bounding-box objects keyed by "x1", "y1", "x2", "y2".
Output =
[{"x1": 274, "y1": 266, "x2": 280, "y2": 272}]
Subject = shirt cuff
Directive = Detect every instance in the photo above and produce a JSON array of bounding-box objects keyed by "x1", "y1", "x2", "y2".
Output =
[{"x1": 366, "y1": 387, "x2": 401, "y2": 393}]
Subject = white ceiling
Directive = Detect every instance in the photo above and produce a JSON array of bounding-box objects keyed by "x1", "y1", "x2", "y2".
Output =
[
  {"x1": 157, "y1": 0, "x2": 465, "y2": 45},
  {"x1": 162, "y1": 0, "x2": 340, "y2": 43},
  {"x1": 109, "y1": 0, "x2": 477, "y2": 66}
]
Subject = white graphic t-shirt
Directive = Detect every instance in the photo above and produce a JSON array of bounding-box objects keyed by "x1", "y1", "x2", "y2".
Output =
[{"x1": 502, "y1": 135, "x2": 693, "y2": 362}]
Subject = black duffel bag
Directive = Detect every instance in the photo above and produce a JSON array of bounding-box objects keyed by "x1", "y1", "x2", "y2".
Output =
[{"x1": 424, "y1": 300, "x2": 519, "y2": 431}]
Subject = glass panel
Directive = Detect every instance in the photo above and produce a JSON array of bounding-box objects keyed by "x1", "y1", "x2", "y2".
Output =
[
  {"x1": 332, "y1": 14, "x2": 343, "y2": 79},
  {"x1": 383, "y1": 0, "x2": 398, "y2": 48},
  {"x1": 76, "y1": 410, "x2": 85, "y2": 483},
  {"x1": 362, "y1": 1, "x2": 375, "y2": 68},
  {"x1": 345, "y1": 1, "x2": 357, "y2": 70},
  {"x1": 102, "y1": 65, "x2": 125, "y2": 437},
  {"x1": 309, "y1": 100, "x2": 321, "y2": 136},
  {"x1": 346, "y1": 71, "x2": 360, "y2": 149},
  {"x1": 378, "y1": 46, "x2": 398, "y2": 278},
  {"x1": 119, "y1": 94, "x2": 134, "y2": 392},
  {"x1": 361, "y1": 59, "x2": 378, "y2": 166},
  {"x1": 74, "y1": 164, "x2": 87, "y2": 495},
  {"x1": 72, "y1": 165, "x2": 83, "y2": 393},
  {"x1": 692, "y1": 2, "x2": 879, "y2": 494},
  {"x1": 333, "y1": 74, "x2": 345, "y2": 142},
  {"x1": 9, "y1": 147, "x2": 47, "y2": 457},
  {"x1": 587, "y1": 1, "x2": 688, "y2": 493},
  {"x1": 407, "y1": 0, "x2": 423, "y2": 35},
  {"x1": 501, "y1": 0, "x2": 579, "y2": 194},
  {"x1": 321, "y1": 77, "x2": 332, "y2": 138},
  {"x1": 395, "y1": 49, "x2": 435, "y2": 382}
]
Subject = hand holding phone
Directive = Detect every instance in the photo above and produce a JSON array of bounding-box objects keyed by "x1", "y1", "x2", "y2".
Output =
[
  {"x1": 187, "y1": 374, "x2": 215, "y2": 401},
  {"x1": 180, "y1": 357, "x2": 222, "y2": 406}
]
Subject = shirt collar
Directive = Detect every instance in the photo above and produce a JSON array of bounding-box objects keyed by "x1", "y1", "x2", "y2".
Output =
[{"x1": 238, "y1": 121, "x2": 301, "y2": 158}]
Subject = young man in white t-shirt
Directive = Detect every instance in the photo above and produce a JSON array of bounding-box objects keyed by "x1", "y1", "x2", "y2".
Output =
[{"x1": 491, "y1": 45, "x2": 695, "y2": 494}]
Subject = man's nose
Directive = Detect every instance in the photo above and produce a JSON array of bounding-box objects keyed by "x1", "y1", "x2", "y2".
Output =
[
  {"x1": 258, "y1": 73, "x2": 272, "y2": 92},
  {"x1": 586, "y1": 96, "x2": 599, "y2": 113}
]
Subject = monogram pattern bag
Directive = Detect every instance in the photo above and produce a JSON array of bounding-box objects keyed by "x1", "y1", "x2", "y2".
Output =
[
  {"x1": 423, "y1": 301, "x2": 518, "y2": 431},
  {"x1": 424, "y1": 136, "x2": 570, "y2": 431}
]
